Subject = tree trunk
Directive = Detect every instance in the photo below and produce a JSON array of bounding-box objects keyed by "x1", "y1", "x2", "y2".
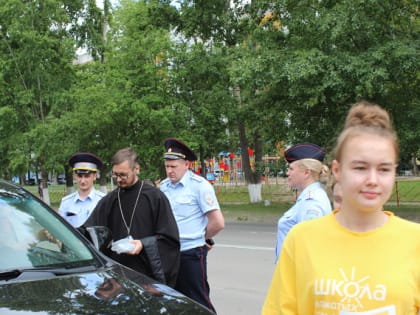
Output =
[
  {"x1": 199, "y1": 143, "x2": 206, "y2": 177},
  {"x1": 248, "y1": 183, "x2": 262, "y2": 203},
  {"x1": 98, "y1": 164, "x2": 108, "y2": 193},
  {"x1": 411, "y1": 156, "x2": 419, "y2": 176},
  {"x1": 239, "y1": 119, "x2": 263, "y2": 203},
  {"x1": 235, "y1": 85, "x2": 262, "y2": 203},
  {"x1": 40, "y1": 169, "x2": 51, "y2": 206},
  {"x1": 65, "y1": 165, "x2": 75, "y2": 195}
]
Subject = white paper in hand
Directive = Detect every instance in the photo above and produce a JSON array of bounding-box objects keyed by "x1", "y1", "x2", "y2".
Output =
[{"x1": 111, "y1": 236, "x2": 135, "y2": 254}]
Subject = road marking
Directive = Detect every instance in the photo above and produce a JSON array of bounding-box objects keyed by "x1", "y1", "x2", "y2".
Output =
[{"x1": 217, "y1": 243, "x2": 274, "y2": 251}]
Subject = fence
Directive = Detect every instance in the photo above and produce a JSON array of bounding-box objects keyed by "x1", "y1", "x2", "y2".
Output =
[
  {"x1": 389, "y1": 177, "x2": 420, "y2": 205},
  {"x1": 25, "y1": 176, "x2": 420, "y2": 208},
  {"x1": 214, "y1": 176, "x2": 420, "y2": 206}
]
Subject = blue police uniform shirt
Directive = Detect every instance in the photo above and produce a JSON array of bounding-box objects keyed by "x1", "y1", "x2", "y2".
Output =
[
  {"x1": 275, "y1": 181, "x2": 332, "y2": 263},
  {"x1": 58, "y1": 188, "x2": 106, "y2": 228},
  {"x1": 160, "y1": 170, "x2": 220, "y2": 251}
]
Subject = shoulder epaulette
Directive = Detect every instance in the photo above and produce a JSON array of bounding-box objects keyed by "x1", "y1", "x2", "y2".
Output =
[
  {"x1": 303, "y1": 190, "x2": 313, "y2": 200},
  {"x1": 190, "y1": 173, "x2": 204, "y2": 182},
  {"x1": 95, "y1": 190, "x2": 106, "y2": 197},
  {"x1": 61, "y1": 192, "x2": 76, "y2": 201},
  {"x1": 160, "y1": 178, "x2": 170, "y2": 185}
]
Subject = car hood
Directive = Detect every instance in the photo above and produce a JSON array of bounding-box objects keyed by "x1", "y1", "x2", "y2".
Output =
[{"x1": 0, "y1": 264, "x2": 212, "y2": 315}]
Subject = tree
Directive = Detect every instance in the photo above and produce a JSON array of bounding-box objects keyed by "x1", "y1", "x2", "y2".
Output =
[
  {"x1": 172, "y1": 0, "x2": 419, "y2": 201},
  {"x1": 0, "y1": 0, "x2": 74, "y2": 186},
  {"x1": 168, "y1": 42, "x2": 234, "y2": 175},
  {"x1": 240, "y1": 0, "x2": 420, "y2": 158},
  {"x1": 96, "y1": 0, "x2": 180, "y2": 179},
  {"x1": 0, "y1": 0, "x2": 111, "y2": 203},
  {"x1": 172, "y1": 0, "x2": 270, "y2": 202},
  {"x1": 1, "y1": 0, "x2": 418, "y2": 203}
]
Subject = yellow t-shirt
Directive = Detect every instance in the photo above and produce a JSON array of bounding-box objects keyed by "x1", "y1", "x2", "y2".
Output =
[{"x1": 262, "y1": 211, "x2": 420, "y2": 315}]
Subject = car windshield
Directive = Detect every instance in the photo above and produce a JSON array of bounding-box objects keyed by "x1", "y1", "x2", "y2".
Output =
[{"x1": 0, "y1": 181, "x2": 96, "y2": 271}]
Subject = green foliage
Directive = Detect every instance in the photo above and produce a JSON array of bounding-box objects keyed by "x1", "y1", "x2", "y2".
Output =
[
  {"x1": 0, "y1": 0, "x2": 418, "y2": 187},
  {"x1": 229, "y1": 0, "x2": 420, "y2": 158},
  {"x1": 168, "y1": 42, "x2": 235, "y2": 159},
  {"x1": 0, "y1": 0, "x2": 86, "y2": 179},
  {"x1": 176, "y1": 0, "x2": 231, "y2": 41}
]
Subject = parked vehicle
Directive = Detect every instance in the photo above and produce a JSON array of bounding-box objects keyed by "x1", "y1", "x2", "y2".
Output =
[
  {"x1": 24, "y1": 178, "x2": 36, "y2": 186},
  {"x1": 57, "y1": 175, "x2": 66, "y2": 184},
  {"x1": 0, "y1": 179, "x2": 214, "y2": 314}
]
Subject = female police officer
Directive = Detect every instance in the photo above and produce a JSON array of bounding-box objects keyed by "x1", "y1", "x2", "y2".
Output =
[{"x1": 275, "y1": 143, "x2": 332, "y2": 263}]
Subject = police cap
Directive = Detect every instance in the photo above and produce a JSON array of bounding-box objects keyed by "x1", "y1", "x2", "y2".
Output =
[
  {"x1": 284, "y1": 143, "x2": 325, "y2": 163},
  {"x1": 164, "y1": 138, "x2": 197, "y2": 161},
  {"x1": 69, "y1": 152, "x2": 103, "y2": 174}
]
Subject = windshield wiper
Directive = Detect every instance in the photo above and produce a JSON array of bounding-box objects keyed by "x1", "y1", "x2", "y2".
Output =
[
  {"x1": 0, "y1": 269, "x2": 23, "y2": 281},
  {"x1": 0, "y1": 265, "x2": 98, "y2": 281}
]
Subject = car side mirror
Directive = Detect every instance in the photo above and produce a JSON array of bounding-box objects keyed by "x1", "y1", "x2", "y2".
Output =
[{"x1": 84, "y1": 226, "x2": 112, "y2": 252}]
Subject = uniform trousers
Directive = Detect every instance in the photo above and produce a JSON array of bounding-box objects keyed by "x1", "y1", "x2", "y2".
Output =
[{"x1": 175, "y1": 245, "x2": 216, "y2": 313}]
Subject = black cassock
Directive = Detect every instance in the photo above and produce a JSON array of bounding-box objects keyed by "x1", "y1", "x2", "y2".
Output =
[{"x1": 85, "y1": 180, "x2": 180, "y2": 287}]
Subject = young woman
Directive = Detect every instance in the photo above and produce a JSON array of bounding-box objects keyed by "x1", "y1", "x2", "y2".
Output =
[{"x1": 262, "y1": 101, "x2": 420, "y2": 314}]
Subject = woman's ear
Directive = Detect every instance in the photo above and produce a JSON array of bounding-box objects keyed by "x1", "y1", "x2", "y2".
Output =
[
  {"x1": 303, "y1": 167, "x2": 312, "y2": 178},
  {"x1": 331, "y1": 160, "x2": 340, "y2": 181}
]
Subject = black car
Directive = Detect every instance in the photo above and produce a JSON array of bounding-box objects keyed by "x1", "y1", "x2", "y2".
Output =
[{"x1": 0, "y1": 179, "x2": 214, "y2": 314}]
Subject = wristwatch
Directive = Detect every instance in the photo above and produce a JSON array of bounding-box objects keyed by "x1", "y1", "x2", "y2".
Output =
[{"x1": 205, "y1": 238, "x2": 215, "y2": 246}]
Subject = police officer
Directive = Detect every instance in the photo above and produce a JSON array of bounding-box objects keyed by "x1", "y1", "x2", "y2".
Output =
[
  {"x1": 275, "y1": 143, "x2": 332, "y2": 263},
  {"x1": 160, "y1": 138, "x2": 225, "y2": 313},
  {"x1": 58, "y1": 152, "x2": 106, "y2": 228}
]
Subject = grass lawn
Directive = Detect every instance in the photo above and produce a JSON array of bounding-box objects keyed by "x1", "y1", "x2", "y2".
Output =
[
  {"x1": 24, "y1": 176, "x2": 420, "y2": 223},
  {"x1": 220, "y1": 202, "x2": 420, "y2": 224},
  {"x1": 216, "y1": 177, "x2": 420, "y2": 223},
  {"x1": 389, "y1": 178, "x2": 420, "y2": 203}
]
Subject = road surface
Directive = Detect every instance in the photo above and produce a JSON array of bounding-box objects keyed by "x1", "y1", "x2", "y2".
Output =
[{"x1": 208, "y1": 222, "x2": 277, "y2": 315}]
